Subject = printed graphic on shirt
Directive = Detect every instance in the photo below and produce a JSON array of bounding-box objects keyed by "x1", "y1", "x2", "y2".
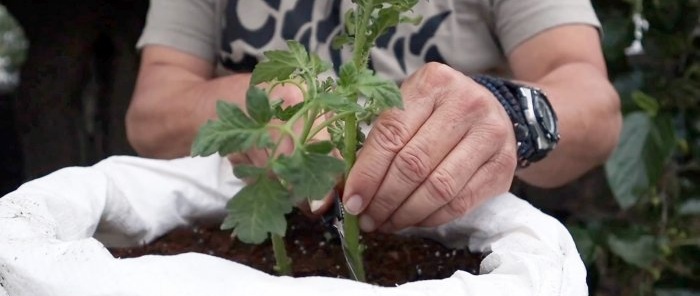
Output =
[{"x1": 219, "y1": 0, "x2": 450, "y2": 80}]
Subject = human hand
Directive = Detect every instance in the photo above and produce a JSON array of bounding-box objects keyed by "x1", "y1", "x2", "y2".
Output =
[{"x1": 342, "y1": 63, "x2": 518, "y2": 232}]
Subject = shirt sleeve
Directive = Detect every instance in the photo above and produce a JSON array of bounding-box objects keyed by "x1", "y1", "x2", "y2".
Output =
[
  {"x1": 492, "y1": 0, "x2": 601, "y2": 55},
  {"x1": 136, "y1": 0, "x2": 217, "y2": 62}
]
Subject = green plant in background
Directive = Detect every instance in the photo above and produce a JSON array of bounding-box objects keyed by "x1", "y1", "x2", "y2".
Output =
[
  {"x1": 0, "y1": 4, "x2": 28, "y2": 94},
  {"x1": 570, "y1": 0, "x2": 700, "y2": 294},
  {"x1": 191, "y1": 0, "x2": 420, "y2": 281}
]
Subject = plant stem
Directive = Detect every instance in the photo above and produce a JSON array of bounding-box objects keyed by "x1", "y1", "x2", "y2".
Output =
[
  {"x1": 341, "y1": 113, "x2": 366, "y2": 282},
  {"x1": 335, "y1": 0, "x2": 376, "y2": 282},
  {"x1": 271, "y1": 233, "x2": 292, "y2": 275},
  {"x1": 352, "y1": 2, "x2": 373, "y2": 69},
  {"x1": 307, "y1": 111, "x2": 354, "y2": 139}
]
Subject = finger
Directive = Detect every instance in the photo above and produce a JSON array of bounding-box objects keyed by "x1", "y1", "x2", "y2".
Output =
[
  {"x1": 342, "y1": 96, "x2": 434, "y2": 219},
  {"x1": 227, "y1": 153, "x2": 252, "y2": 166},
  {"x1": 382, "y1": 125, "x2": 501, "y2": 231},
  {"x1": 359, "y1": 94, "x2": 484, "y2": 232},
  {"x1": 418, "y1": 151, "x2": 517, "y2": 228}
]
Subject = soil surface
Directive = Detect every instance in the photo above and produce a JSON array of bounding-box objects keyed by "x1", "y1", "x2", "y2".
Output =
[{"x1": 109, "y1": 210, "x2": 483, "y2": 286}]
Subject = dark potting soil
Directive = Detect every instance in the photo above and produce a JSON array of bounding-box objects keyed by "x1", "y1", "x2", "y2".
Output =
[{"x1": 109, "y1": 210, "x2": 483, "y2": 286}]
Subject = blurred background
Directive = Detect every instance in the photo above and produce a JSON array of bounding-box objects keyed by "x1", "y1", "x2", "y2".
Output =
[{"x1": 0, "y1": 0, "x2": 698, "y2": 295}]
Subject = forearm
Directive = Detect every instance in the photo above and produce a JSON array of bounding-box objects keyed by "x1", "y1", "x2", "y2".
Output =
[
  {"x1": 516, "y1": 62, "x2": 622, "y2": 188},
  {"x1": 126, "y1": 63, "x2": 252, "y2": 158}
]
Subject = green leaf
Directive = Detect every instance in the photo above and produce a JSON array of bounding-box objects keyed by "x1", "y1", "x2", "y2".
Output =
[
  {"x1": 632, "y1": 91, "x2": 660, "y2": 117},
  {"x1": 310, "y1": 53, "x2": 332, "y2": 75},
  {"x1": 338, "y1": 63, "x2": 402, "y2": 112},
  {"x1": 316, "y1": 92, "x2": 363, "y2": 113},
  {"x1": 370, "y1": 8, "x2": 401, "y2": 42},
  {"x1": 221, "y1": 177, "x2": 292, "y2": 244},
  {"x1": 655, "y1": 288, "x2": 700, "y2": 296},
  {"x1": 305, "y1": 141, "x2": 334, "y2": 154},
  {"x1": 251, "y1": 40, "x2": 309, "y2": 85},
  {"x1": 246, "y1": 86, "x2": 273, "y2": 124},
  {"x1": 331, "y1": 34, "x2": 353, "y2": 50},
  {"x1": 678, "y1": 198, "x2": 700, "y2": 215},
  {"x1": 191, "y1": 101, "x2": 271, "y2": 156},
  {"x1": 644, "y1": 114, "x2": 676, "y2": 184},
  {"x1": 356, "y1": 69, "x2": 403, "y2": 110},
  {"x1": 607, "y1": 233, "x2": 660, "y2": 269},
  {"x1": 272, "y1": 151, "x2": 345, "y2": 202},
  {"x1": 569, "y1": 225, "x2": 597, "y2": 266},
  {"x1": 605, "y1": 112, "x2": 653, "y2": 209},
  {"x1": 274, "y1": 102, "x2": 305, "y2": 121},
  {"x1": 338, "y1": 62, "x2": 359, "y2": 90},
  {"x1": 233, "y1": 164, "x2": 266, "y2": 179}
]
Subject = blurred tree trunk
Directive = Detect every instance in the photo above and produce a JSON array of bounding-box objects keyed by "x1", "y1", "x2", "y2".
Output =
[{"x1": 2, "y1": 0, "x2": 147, "y2": 182}]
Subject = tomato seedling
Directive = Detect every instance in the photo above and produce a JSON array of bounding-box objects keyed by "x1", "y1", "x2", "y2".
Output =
[{"x1": 192, "y1": 0, "x2": 421, "y2": 281}]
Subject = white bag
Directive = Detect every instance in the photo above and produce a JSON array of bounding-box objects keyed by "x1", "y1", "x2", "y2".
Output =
[{"x1": 0, "y1": 155, "x2": 587, "y2": 296}]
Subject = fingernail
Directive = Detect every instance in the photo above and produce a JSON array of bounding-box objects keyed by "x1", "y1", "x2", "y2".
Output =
[
  {"x1": 309, "y1": 200, "x2": 325, "y2": 213},
  {"x1": 359, "y1": 215, "x2": 376, "y2": 232},
  {"x1": 344, "y1": 195, "x2": 363, "y2": 215}
]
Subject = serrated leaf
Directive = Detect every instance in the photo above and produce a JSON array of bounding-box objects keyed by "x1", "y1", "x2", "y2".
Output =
[
  {"x1": 251, "y1": 51, "x2": 297, "y2": 85},
  {"x1": 316, "y1": 92, "x2": 363, "y2": 113},
  {"x1": 607, "y1": 233, "x2": 659, "y2": 269},
  {"x1": 272, "y1": 151, "x2": 345, "y2": 202},
  {"x1": 221, "y1": 177, "x2": 292, "y2": 244},
  {"x1": 357, "y1": 69, "x2": 403, "y2": 110},
  {"x1": 191, "y1": 101, "x2": 271, "y2": 156},
  {"x1": 370, "y1": 8, "x2": 401, "y2": 41},
  {"x1": 273, "y1": 102, "x2": 305, "y2": 121},
  {"x1": 305, "y1": 141, "x2": 334, "y2": 154},
  {"x1": 246, "y1": 86, "x2": 273, "y2": 124},
  {"x1": 310, "y1": 53, "x2": 332, "y2": 75},
  {"x1": 605, "y1": 112, "x2": 652, "y2": 209},
  {"x1": 332, "y1": 34, "x2": 353, "y2": 50},
  {"x1": 338, "y1": 62, "x2": 359, "y2": 90},
  {"x1": 251, "y1": 40, "x2": 310, "y2": 85},
  {"x1": 233, "y1": 164, "x2": 266, "y2": 179}
]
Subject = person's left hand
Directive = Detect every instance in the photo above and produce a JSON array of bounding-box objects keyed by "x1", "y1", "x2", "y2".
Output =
[{"x1": 342, "y1": 63, "x2": 518, "y2": 232}]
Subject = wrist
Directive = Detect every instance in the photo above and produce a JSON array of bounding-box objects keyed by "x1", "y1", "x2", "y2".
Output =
[{"x1": 472, "y1": 75, "x2": 560, "y2": 168}]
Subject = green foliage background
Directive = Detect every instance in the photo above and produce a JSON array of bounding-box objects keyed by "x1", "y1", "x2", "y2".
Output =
[
  {"x1": 0, "y1": 4, "x2": 28, "y2": 93},
  {"x1": 574, "y1": 0, "x2": 700, "y2": 294}
]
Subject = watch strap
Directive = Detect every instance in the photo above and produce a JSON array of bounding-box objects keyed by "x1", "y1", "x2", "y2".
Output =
[{"x1": 472, "y1": 75, "x2": 537, "y2": 167}]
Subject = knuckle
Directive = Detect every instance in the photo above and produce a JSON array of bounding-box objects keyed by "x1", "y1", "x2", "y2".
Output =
[
  {"x1": 490, "y1": 152, "x2": 518, "y2": 175},
  {"x1": 368, "y1": 194, "x2": 397, "y2": 219},
  {"x1": 447, "y1": 189, "x2": 475, "y2": 217},
  {"x1": 453, "y1": 90, "x2": 491, "y2": 114},
  {"x1": 418, "y1": 62, "x2": 458, "y2": 88},
  {"x1": 352, "y1": 165, "x2": 382, "y2": 188},
  {"x1": 425, "y1": 169, "x2": 459, "y2": 205},
  {"x1": 394, "y1": 145, "x2": 431, "y2": 184},
  {"x1": 372, "y1": 114, "x2": 412, "y2": 153}
]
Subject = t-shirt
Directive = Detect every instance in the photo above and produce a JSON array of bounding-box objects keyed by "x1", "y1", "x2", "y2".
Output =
[{"x1": 137, "y1": 0, "x2": 600, "y2": 81}]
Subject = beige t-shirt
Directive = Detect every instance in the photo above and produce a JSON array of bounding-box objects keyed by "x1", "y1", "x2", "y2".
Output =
[{"x1": 137, "y1": 0, "x2": 600, "y2": 80}]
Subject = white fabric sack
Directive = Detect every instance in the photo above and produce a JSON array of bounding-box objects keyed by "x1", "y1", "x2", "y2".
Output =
[{"x1": 0, "y1": 155, "x2": 587, "y2": 296}]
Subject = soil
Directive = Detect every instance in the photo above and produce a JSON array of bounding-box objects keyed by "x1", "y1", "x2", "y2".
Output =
[{"x1": 109, "y1": 210, "x2": 483, "y2": 287}]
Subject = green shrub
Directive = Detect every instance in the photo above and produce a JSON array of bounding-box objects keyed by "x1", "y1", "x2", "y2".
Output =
[{"x1": 570, "y1": 0, "x2": 700, "y2": 294}]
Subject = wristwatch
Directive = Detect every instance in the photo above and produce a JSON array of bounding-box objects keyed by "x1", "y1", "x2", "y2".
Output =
[{"x1": 472, "y1": 75, "x2": 560, "y2": 168}]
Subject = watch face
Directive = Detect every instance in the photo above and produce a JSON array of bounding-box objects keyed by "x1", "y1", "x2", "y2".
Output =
[{"x1": 534, "y1": 93, "x2": 557, "y2": 136}]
